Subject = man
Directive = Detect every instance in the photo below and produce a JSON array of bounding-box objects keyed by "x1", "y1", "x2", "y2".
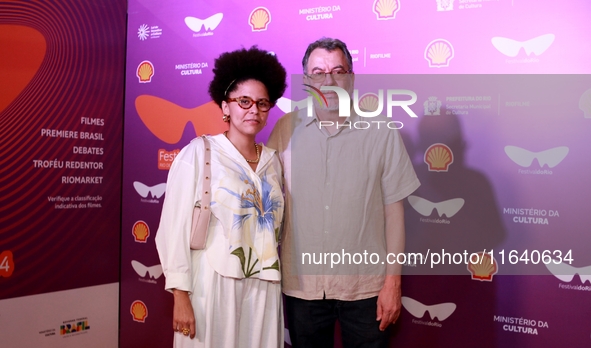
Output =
[{"x1": 268, "y1": 37, "x2": 420, "y2": 348}]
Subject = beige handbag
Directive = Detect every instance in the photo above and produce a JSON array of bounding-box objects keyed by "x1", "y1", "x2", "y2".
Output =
[{"x1": 190, "y1": 136, "x2": 212, "y2": 250}]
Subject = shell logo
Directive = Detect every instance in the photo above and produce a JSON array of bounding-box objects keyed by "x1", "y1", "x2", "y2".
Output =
[
  {"x1": 373, "y1": 0, "x2": 400, "y2": 20},
  {"x1": 249, "y1": 7, "x2": 271, "y2": 31},
  {"x1": 467, "y1": 252, "x2": 498, "y2": 281},
  {"x1": 358, "y1": 93, "x2": 380, "y2": 112},
  {"x1": 137, "y1": 60, "x2": 154, "y2": 83},
  {"x1": 132, "y1": 221, "x2": 150, "y2": 243},
  {"x1": 424, "y1": 39, "x2": 454, "y2": 68},
  {"x1": 130, "y1": 300, "x2": 148, "y2": 322},
  {"x1": 424, "y1": 143, "x2": 453, "y2": 172}
]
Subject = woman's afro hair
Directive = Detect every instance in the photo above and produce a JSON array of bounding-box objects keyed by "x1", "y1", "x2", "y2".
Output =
[{"x1": 208, "y1": 46, "x2": 287, "y2": 107}]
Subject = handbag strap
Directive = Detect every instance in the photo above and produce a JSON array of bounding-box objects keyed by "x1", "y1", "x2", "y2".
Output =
[{"x1": 199, "y1": 135, "x2": 212, "y2": 215}]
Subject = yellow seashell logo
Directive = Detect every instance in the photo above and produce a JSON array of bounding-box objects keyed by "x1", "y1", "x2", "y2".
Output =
[
  {"x1": 359, "y1": 93, "x2": 380, "y2": 112},
  {"x1": 130, "y1": 300, "x2": 148, "y2": 322},
  {"x1": 467, "y1": 252, "x2": 498, "y2": 281},
  {"x1": 424, "y1": 143, "x2": 453, "y2": 172},
  {"x1": 249, "y1": 7, "x2": 271, "y2": 31},
  {"x1": 137, "y1": 60, "x2": 154, "y2": 83},
  {"x1": 424, "y1": 39, "x2": 454, "y2": 68},
  {"x1": 373, "y1": 0, "x2": 400, "y2": 20},
  {"x1": 132, "y1": 221, "x2": 150, "y2": 242}
]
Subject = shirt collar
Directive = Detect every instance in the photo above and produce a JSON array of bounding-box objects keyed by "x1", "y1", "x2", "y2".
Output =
[{"x1": 210, "y1": 133, "x2": 275, "y2": 173}]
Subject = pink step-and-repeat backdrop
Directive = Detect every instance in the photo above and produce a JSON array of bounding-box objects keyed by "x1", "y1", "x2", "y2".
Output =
[{"x1": 122, "y1": 0, "x2": 591, "y2": 347}]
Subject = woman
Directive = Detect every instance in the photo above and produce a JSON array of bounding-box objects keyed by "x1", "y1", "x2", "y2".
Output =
[{"x1": 155, "y1": 47, "x2": 287, "y2": 348}]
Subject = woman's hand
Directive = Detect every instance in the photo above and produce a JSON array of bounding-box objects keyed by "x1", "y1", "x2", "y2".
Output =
[{"x1": 172, "y1": 289, "x2": 196, "y2": 339}]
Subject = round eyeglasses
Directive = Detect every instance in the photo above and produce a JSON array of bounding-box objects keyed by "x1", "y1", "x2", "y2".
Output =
[
  {"x1": 227, "y1": 96, "x2": 273, "y2": 112},
  {"x1": 305, "y1": 69, "x2": 352, "y2": 82}
]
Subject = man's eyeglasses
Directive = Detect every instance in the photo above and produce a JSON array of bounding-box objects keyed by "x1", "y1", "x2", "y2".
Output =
[
  {"x1": 305, "y1": 68, "x2": 352, "y2": 82},
  {"x1": 227, "y1": 96, "x2": 273, "y2": 112}
]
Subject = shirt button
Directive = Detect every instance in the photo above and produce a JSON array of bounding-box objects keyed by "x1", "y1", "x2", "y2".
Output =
[
  {"x1": 325, "y1": 206, "x2": 329, "y2": 210},
  {"x1": 324, "y1": 231, "x2": 329, "y2": 234}
]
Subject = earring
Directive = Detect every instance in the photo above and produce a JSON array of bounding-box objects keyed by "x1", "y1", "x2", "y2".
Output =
[{"x1": 222, "y1": 114, "x2": 230, "y2": 122}]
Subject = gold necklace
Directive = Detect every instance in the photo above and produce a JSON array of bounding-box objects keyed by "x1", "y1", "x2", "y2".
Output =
[
  {"x1": 246, "y1": 143, "x2": 260, "y2": 163},
  {"x1": 224, "y1": 131, "x2": 260, "y2": 163}
]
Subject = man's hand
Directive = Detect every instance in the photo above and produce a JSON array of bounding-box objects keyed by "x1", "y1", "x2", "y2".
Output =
[
  {"x1": 172, "y1": 289, "x2": 196, "y2": 339},
  {"x1": 376, "y1": 275, "x2": 402, "y2": 331},
  {"x1": 377, "y1": 200, "x2": 405, "y2": 331}
]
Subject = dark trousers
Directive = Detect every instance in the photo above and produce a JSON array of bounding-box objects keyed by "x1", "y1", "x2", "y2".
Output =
[{"x1": 285, "y1": 295, "x2": 390, "y2": 348}]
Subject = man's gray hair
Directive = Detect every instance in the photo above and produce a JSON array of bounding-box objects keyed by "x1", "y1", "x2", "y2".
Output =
[{"x1": 302, "y1": 37, "x2": 354, "y2": 73}]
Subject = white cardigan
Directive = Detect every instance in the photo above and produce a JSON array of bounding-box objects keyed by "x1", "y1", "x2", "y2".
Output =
[{"x1": 155, "y1": 134, "x2": 284, "y2": 293}]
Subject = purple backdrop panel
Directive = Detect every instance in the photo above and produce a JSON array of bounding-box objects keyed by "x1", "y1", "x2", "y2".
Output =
[{"x1": 123, "y1": 0, "x2": 591, "y2": 347}]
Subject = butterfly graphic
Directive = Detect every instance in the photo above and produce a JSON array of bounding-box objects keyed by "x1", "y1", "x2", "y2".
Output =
[
  {"x1": 185, "y1": 13, "x2": 223, "y2": 32},
  {"x1": 407, "y1": 195, "x2": 465, "y2": 218},
  {"x1": 504, "y1": 146, "x2": 569, "y2": 168},
  {"x1": 546, "y1": 262, "x2": 591, "y2": 284},
  {"x1": 131, "y1": 260, "x2": 163, "y2": 279},
  {"x1": 135, "y1": 96, "x2": 226, "y2": 144},
  {"x1": 401, "y1": 296, "x2": 457, "y2": 321},
  {"x1": 133, "y1": 181, "x2": 166, "y2": 199},
  {"x1": 491, "y1": 34, "x2": 555, "y2": 57}
]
